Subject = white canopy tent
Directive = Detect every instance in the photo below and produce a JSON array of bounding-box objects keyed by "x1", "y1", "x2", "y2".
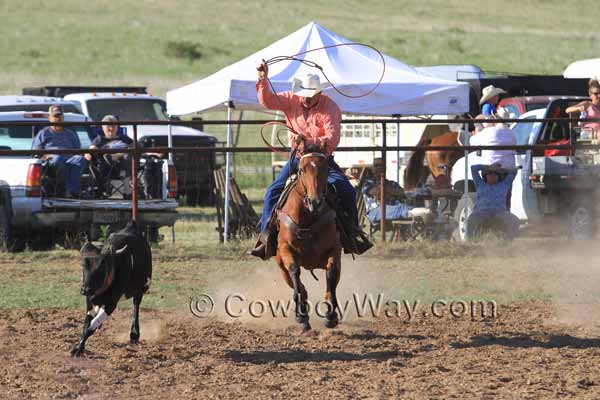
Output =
[
  {"x1": 167, "y1": 21, "x2": 469, "y2": 116},
  {"x1": 563, "y1": 58, "x2": 600, "y2": 79},
  {"x1": 166, "y1": 21, "x2": 469, "y2": 241}
]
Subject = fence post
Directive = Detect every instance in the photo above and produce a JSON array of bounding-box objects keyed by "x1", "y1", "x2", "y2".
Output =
[
  {"x1": 131, "y1": 124, "x2": 139, "y2": 223},
  {"x1": 224, "y1": 102, "x2": 234, "y2": 243},
  {"x1": 464, "y1": 148, "x2": 469, "y2": 225},
  {"x1": 380, "y1": 122, "x2": 387, "y2": 243},
  {"x1": 167, "y1": 122, "x2": 176, "y2": 243}
]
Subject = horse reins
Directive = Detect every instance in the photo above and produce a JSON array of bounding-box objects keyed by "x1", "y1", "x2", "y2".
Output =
[{"x1": 295, "y1": 152, "x2": 328, "y2": 206}]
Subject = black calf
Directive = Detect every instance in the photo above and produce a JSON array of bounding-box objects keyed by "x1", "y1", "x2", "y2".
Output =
[{"x1": 71, "y1": 221, "x2": 152, "y2": 357}]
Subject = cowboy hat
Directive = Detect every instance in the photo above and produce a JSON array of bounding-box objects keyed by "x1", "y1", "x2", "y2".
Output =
[
  {"x1": 291, "y1": 74, "x2": 330, "y2": 98},
  {"x1": 479, "y1": 85, "x2": 507, "y2": 105}
]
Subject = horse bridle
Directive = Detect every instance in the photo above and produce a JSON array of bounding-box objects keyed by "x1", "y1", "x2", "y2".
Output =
[{"x1": 297, "y1": 152, "x2": 327, "y2": 210}]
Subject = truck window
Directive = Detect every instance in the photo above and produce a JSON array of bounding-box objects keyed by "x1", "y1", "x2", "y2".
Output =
[
  {"x1": 0, "y1": 127, "x2": 37, "y2": 150},
  {"x1": 86, "y1": 99, "x2": 169, "y2": 121},
  {"x1": 525, "y1": 103, "x2": 549, "y2": 112},
  {"x1": 511, "y1": 118, "x2": 535, "y2": 145},
  {"x1": 0, "y1": 126, "x2": 90, "y2": 150},
  {"x1": 0, "y1": 104, "x2": 80, "y2": 113}
]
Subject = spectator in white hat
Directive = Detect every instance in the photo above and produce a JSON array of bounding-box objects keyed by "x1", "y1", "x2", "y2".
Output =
[{"x1": 480, "y1": 85, "x2": 507, "y2": 116}]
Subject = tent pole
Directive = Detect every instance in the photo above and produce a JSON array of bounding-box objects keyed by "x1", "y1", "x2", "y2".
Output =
[
  {"x1": 224, "y1": 102, "x2": 234, "y2": 243},
  {"x1": 395, "y1": 115, "x2": 401, "y2": 183}
]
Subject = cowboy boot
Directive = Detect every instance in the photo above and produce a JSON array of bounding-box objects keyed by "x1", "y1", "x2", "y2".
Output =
[
  {"x1": 248, "y1": 227, "x2": 277, "y2": 260},
  {"x1": 351, "y1": 228, "x2": 373, "y2": 254},
  {"x1": 337, "y1": 215, "x2": 373, "y2": 255}
]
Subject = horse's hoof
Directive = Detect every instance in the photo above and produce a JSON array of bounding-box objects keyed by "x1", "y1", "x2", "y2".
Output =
[
  {"x1": 325, "y1": 318, "x2": 338, "y2": 329},
  {"x1": 130, "y1": 334, "x2": 140, "y2": 344},
  {"x1": 301, "y1": 322, "x2": 312, "y2": 333}
]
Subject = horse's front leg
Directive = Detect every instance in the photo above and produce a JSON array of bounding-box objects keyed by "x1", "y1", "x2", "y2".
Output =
[
  {"x1": 324, "y1": 254, "x2": 341, "y2": 328},
  {"x1": 288, "y1": 260, "x2": 311, "y2": 332}
]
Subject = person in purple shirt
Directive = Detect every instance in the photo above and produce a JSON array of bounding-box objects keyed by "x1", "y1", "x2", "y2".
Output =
[
  {"x1": 32, "y1": 105, "x2": 88, "y2": 198},
  {"x1": 466, "y1": 164, "x2": 519, "y2": 240}
]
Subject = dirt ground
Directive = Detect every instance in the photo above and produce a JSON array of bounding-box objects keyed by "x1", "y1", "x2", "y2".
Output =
[{"x1": 2, "y1": 302, "x2": 600, "y2": 399}]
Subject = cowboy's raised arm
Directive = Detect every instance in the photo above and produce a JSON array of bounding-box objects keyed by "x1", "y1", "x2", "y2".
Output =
[{"x1": 256, "y1": 59, "x2": 292, "y2": 113}]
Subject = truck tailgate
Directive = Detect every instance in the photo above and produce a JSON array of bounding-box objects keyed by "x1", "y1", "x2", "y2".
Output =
[{"x1": 42, "y1": 198, "x2": 178, "y2": 211}]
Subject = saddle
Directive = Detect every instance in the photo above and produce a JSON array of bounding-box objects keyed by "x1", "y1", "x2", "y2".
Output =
[{"x1": 262, "y1": 174, "x2": 359, "y2": 256}]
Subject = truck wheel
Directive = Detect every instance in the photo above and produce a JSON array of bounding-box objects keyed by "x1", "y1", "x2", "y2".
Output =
[
  {"x1": 185, "y1": 190, "x2": 199, "y2": 207},
  {"x1": 0, "y1": 201, "x2": 25, "y2": 252},
  {"x1": 452, "y1": 193, "x2": 475, "y2": 242},
  {"x1": 566, "y1": 203, "x2": 595, "y2": 240},
  {"x1": 0, "y1": 204, "x2": 13, "y2": 252}
]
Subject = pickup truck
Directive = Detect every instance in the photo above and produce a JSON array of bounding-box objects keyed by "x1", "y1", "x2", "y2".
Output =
[
  {"x1": 0, "y1": 111, "x2": 178, "y2": 251},
  {"x1": 451, "y1": 97, "x2": 597, "y2": 240},
  {"x1": 21, "y1": 87, "x2": 218, "y2": 206}
]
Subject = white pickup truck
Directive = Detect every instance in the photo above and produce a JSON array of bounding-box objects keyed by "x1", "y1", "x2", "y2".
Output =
[
  {"x1": 61, "y1": 90, "x2": 218, "y2": 206},
  {"x1": 451, "y1": 97, "x2": 596, "y2": 240},
  {"x1": 0, "y1": 111, "x2": 178, "y2": 251}
]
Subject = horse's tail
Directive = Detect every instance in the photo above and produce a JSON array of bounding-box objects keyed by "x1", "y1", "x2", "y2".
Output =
[{"x1": 404, "y1": 137, "x2": 431, "y2": 190}]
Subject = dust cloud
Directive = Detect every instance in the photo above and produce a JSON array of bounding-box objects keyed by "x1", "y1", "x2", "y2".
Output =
[{"x1": 203, "y1": 237, "x2": 600, "y2": 332}]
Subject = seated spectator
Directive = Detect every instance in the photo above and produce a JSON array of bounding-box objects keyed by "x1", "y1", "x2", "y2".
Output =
[
  {"x1": 362, "y1": 158, "x2": 410, "y2": 223},
  {"x1": 85, "y1": 115, "x2": 133, "y2": 178},
  {"x1": 32, "y1": 105, "x2": 88, "y2": 198},
  {"x1": 85, "y1": 115, "x2": 133, "y2": 197},
  {"x1": 566, "y1": 78, "x2": 600, "y2": 139},
  {"x1": 467, "y1": 164, "x2": 519, "y2": 240}
]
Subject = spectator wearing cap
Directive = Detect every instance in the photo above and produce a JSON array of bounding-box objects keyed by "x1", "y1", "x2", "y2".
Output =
[
  {"x1": 32, "y1": 105, "x2": 87, "y2": 198},
  {"x1": 85, "y1": 115, "x2": 132, "y2": 163},
  {"x1": 467, "y1": 163, "x2": 519, "y2": 240},
  {"x1": 85, "y1": 115, "x2": 133, "y2": 195},
  {"x1": 480, "y1": 85, "x2": 507, "y2": 116}
]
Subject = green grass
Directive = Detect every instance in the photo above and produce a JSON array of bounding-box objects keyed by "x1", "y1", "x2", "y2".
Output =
[
  {"x1": 3, "y1": 207, "x2": 600, "y2": 310},
  {"x1": 1, "y1": 0, "x2": 599, "y2": 98}
]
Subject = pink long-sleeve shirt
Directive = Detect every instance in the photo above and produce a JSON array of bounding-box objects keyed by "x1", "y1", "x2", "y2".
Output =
[{"x1": 256, "y1": 78, "x2": 341, "y2": 156}]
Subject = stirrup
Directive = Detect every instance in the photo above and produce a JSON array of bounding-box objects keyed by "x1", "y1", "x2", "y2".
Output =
[
  {"x1": 248, "y1": 228, "x2": 277, "y2": 260},
  {"x1": 352, "y1": 230, "x2": 373, "y2": 255}
]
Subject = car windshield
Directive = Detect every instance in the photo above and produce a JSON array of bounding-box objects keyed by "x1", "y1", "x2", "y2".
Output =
[
  {"x1": 525, "y1": 103, "x2": 549, "y2": 112},
  {"x1": 511, "y1": 116, "x2": 537, "y2": 145},
  {"x1": 0, "y1": 126, "x2": 91, "y2": 150},
  {"x1": 86, "y1": 98, "x2": 168, "y2": 121}
]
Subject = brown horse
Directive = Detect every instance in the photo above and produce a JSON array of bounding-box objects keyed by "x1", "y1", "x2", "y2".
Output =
[
  {"x1": 404, "y1": 131, "x2": 462, "y2": 190},
  {"x1": 275, "y1": 147, "x2": 342, "y2": 332}
]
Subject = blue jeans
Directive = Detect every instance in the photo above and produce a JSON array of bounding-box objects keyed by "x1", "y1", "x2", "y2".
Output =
[
  {"x1": 48, "y1": 155, "x2": 88, "y2": 194},
  {"x1": 260, "y1": 156, "x2": 358, "y2": 231},
  {"x1": 366, "y1": 203, "x2": 410, "y2": 224},
  {"x1": 466, "y1": 209, "x2": 519, "y2": 240}
]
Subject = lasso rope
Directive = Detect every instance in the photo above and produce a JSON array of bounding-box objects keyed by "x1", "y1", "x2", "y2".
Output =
[
  {"x1": 264, "y1": 42, "x2": 386, "y2": 99},
  {"x1": 259, "y1": 42, "x2": 386, "y2": 153}
]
